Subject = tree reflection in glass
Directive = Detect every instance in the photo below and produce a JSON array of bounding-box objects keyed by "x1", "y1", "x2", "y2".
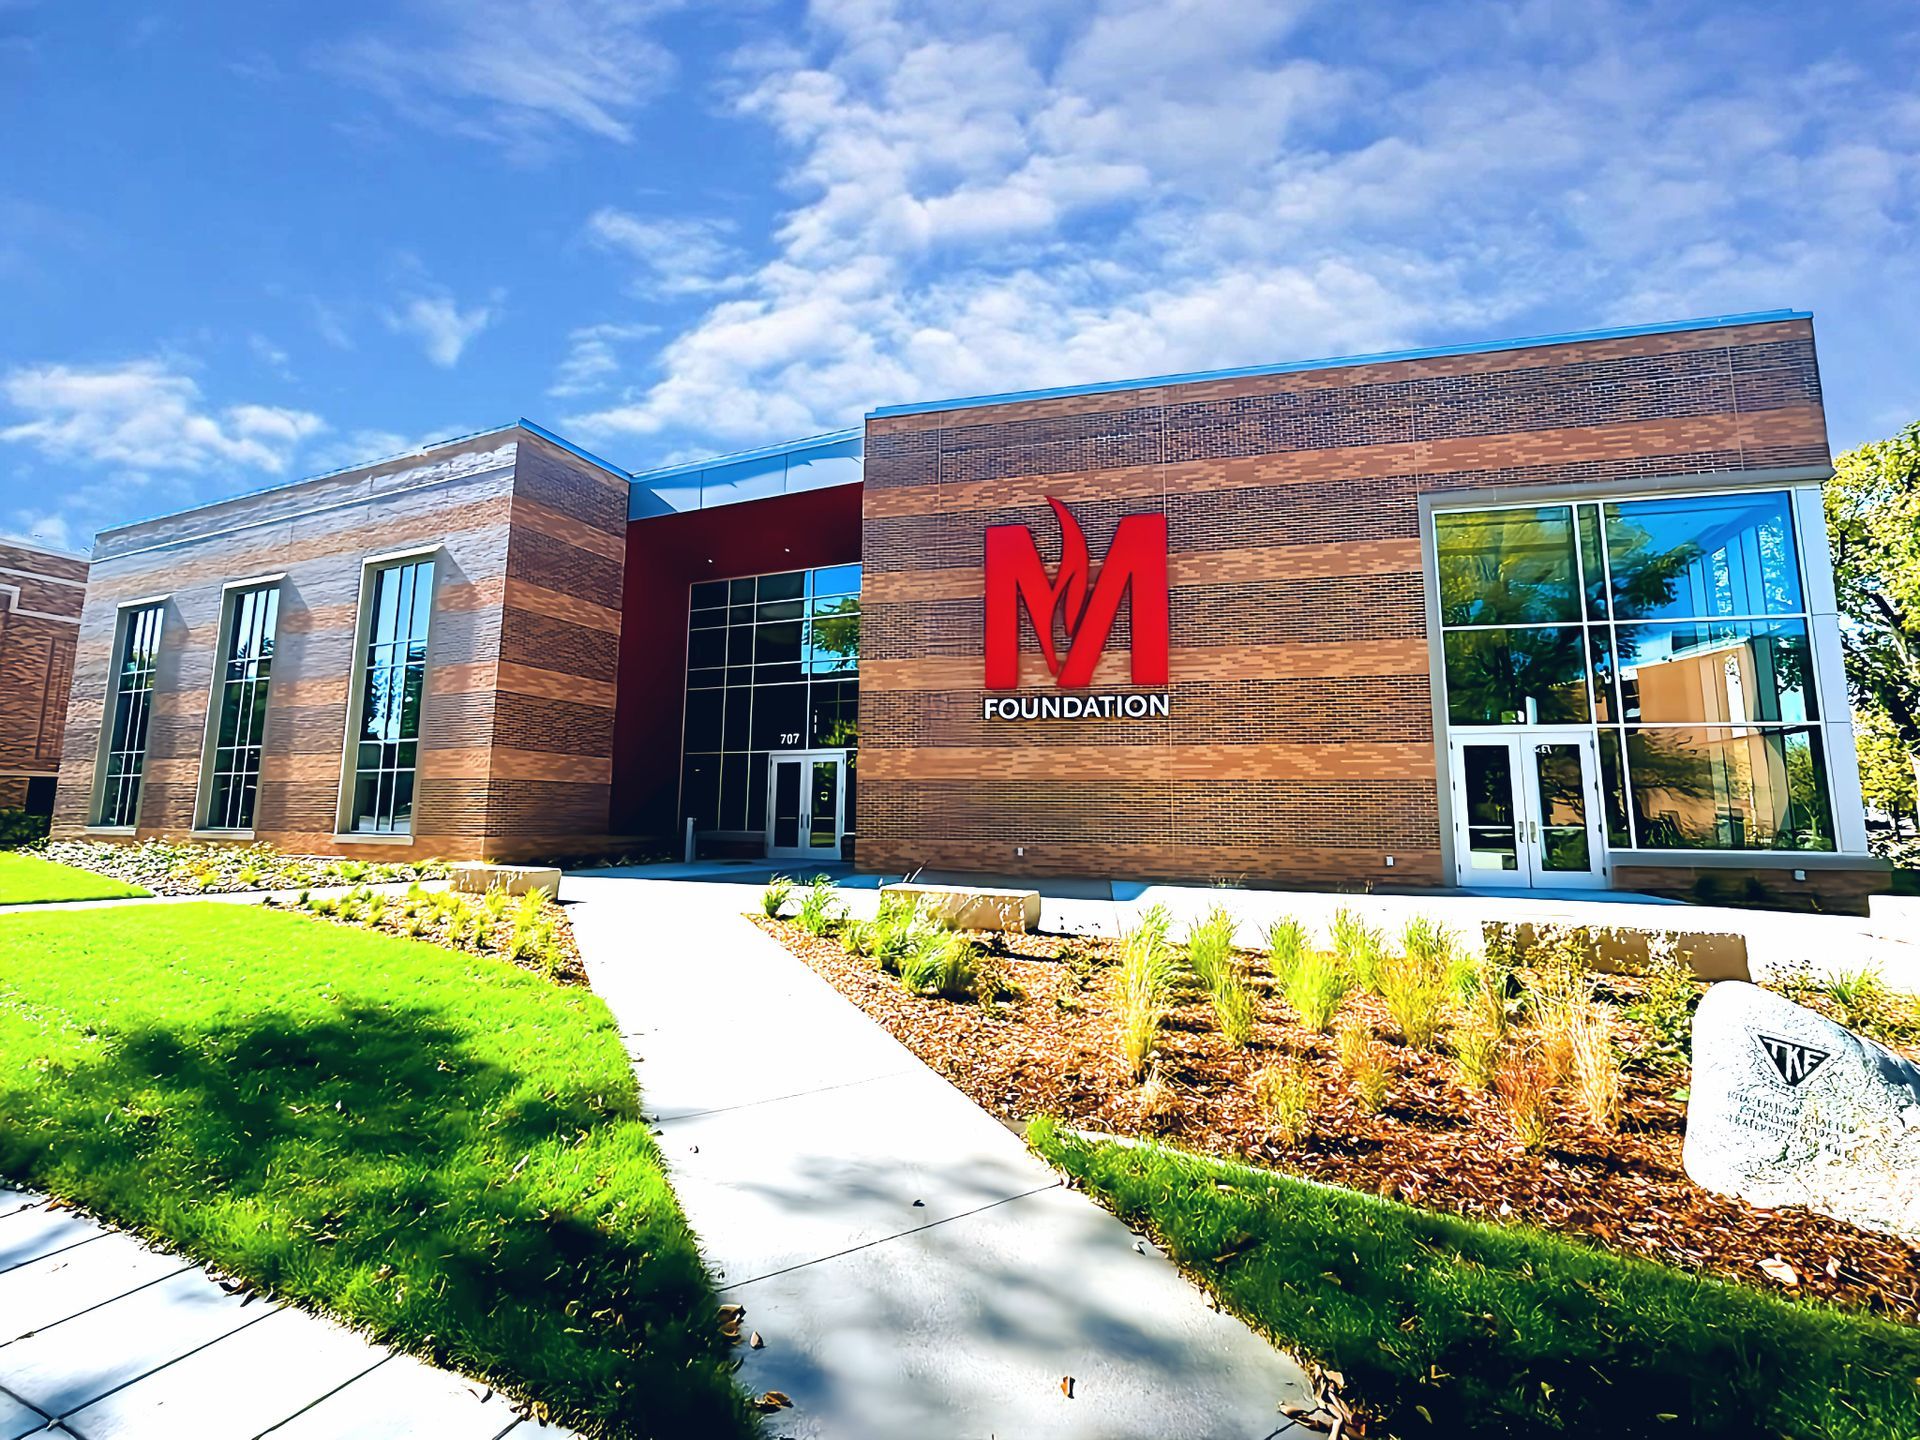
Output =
[
  {"x1": 1443, "y1": 627, "x2": 1590, "y2": 725},
  {"x1": 1436, "y1": 506, "x2": 1581, "y2": 626}
]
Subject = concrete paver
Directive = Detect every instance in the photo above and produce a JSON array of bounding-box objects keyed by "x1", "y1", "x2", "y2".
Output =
[
  {"x1": 0, "y1": 1207, "x2": 104, "y2": 1273},
  {"x1": 566, "y1": 872, "x2": 1317, "y2": 1439},
  {"x1": 63, "y1": 1306, "x2": 384, "y2": 1440},
  {"x1": 0, "y1": 1230, "x2": 190, "y2": 1339},
  {"x1": 0, "y1": 1191, "x2": 573, "y2": 1440},
  {"x1": 0, "y1": 1385, "x2": 49, "y2": 1440},
  {"x1": 260, "y1": 1352, "x2": 523, "y2": 1440}
]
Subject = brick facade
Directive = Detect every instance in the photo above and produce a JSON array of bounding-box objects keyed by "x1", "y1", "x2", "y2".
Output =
[
  {"x1": 856, "y1": 317, "x2": 1836, "y2": 886},
  {"x1": 51, "y1": 428, "x2": 627, "y2": 861},
  {"x1": 0, "y1": 539, "x2": 86, "y2": 813}
]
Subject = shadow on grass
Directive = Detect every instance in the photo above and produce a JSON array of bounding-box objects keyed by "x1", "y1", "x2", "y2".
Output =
[
  {"x1": 1031, "y1": 1117, "x2": 1920, "y2": 1440},
  {"x1": 1, "y1": 1000, "x2": 752, "y2": 1439}
]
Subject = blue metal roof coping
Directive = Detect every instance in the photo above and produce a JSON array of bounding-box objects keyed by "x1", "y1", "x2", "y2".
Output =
[
  {"x1": 623, "y1": 427, "x2": 864, "y2": 485},
  {"x1": 865, "y1": 310, "x2": 1814, "y2": 421}
]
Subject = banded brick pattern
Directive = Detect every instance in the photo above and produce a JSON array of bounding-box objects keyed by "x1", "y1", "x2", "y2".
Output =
[
  {"x1": 0, "y1": 540, "x2": 85, "y2": 809},
  {"x1": 858, "y1": 317, "x2": 1831, "y2": 885},
  {"x1": 51, "y1": 428, "x2": 627, "y2": 861}
]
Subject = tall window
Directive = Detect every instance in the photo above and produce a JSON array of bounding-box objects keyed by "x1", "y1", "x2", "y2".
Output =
[
  {"x1": 681, "y1": 563, "x2": 860, "y2": 835},
  {"x1": 1436, "y1": 491, "x2": 1835, "y2": 853},
  {"x1": 346, "y1": 558, "x2": 434, "y2": 834},
  {"x1": 97, "y1": 603, "x2": 164, "y2": 827},
  {"x1": 203, "y1": 585, "x2": 280, "y2": 831}
]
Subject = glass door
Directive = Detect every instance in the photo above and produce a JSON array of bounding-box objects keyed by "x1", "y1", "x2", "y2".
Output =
[
  {"x1": 1453, "y1": 737, "x2": 1530, "y2": 887},
  {"x1": 1517, "y1": 732, "x2": 1608, "y2": 889},
  {"x1": 1450, "y1": 732, "x2": 1607, "y2": 889},
  {"x1": 767, "y1": 750, "x2": 844, "y2": 861}
]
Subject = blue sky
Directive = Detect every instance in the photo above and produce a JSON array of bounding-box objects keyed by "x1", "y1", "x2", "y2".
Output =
[{"x1": 3, "y1": 0, "x2": 1917, "y2": 553}]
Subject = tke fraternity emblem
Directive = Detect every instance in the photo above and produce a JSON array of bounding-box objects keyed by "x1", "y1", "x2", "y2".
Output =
[{"x1": 1755, "y1": 1032, "x2": 1832, "y2": 1088}]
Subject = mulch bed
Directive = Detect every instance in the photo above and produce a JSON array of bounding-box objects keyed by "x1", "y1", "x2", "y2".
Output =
[
  {"x1": 264, "y1": 896, "x2": 589, "y2": 986},
  {"x1": 756, "y1": 916, "x2": 1920, "y2": 1324}
]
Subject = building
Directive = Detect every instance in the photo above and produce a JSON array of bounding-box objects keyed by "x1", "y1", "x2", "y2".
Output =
[
  {"x1": 49, "y1": 310, "x2": 1891, "y2": 909},
  {"x1": 0, "y1": 538, "x2": 85, "y2": 815}
]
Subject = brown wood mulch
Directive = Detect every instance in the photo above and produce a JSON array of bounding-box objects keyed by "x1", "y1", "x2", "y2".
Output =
[{"x1": 754, "y1": 916, "x2": 1920, "y2": 1325}]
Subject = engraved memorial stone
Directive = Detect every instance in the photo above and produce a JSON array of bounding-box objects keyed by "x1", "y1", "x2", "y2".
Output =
[{"x1": 1683, "y1": 981, "x2": 1920, "y2": 1242}]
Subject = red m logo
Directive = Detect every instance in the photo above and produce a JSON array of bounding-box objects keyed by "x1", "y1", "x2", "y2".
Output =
[{"x1": 984, "y1": 497, "x2": 1170, "y2": 689}]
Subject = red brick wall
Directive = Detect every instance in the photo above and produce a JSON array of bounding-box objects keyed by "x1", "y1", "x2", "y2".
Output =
[
  {"x1": 0, "y1": 541, "x2": 85, "y2": 807},
  {"x1": 51, "y1": 429, "x2": 626, "y2": 860},
  {"x1": 858, "y1": 318, "x2": 1832, "y2": 886}
]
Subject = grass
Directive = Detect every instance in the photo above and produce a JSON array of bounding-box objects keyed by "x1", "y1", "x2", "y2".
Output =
[
  {"x1": 0, "y1": 903, "x2": 751, "y2": 1438},
  {"x1": 0, "y1": 851, "x2": 150, "y2": 905},
  {"x1": 1030, "y1": 1118, "x2": 1920, "y2": 1439},
  {"x1": 1283, "y1": 947, "x2": 1350, "y2": 1032}
]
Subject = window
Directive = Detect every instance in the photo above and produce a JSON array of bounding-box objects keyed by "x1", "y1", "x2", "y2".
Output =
[
  {"x1": 1435, "y1": 490, "x2": 1836, "y2": 852},
  {"x1": 682, "y1": 563, "x2": 860, "y2": 834},
  {"x1": 98, "y1": 603, "x2": 164, "y2": 826},
  {"x1": 345, "y1": 558, "x2": 434, "y2": 834},
  {"x1": 203, "y1": 585, "x2": 280, "y2": 830}
]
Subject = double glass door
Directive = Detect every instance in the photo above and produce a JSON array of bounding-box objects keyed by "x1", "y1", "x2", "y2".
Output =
[
  {"x1": 767, "y1": 750, "x2": 845, "y2": 861},
  {"x1": 1450, "y1": 730, "x2": 1608, "y2": 889}
]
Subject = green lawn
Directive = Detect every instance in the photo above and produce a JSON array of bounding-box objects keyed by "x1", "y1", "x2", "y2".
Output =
[
  {"x1": 0, "y1": 851, "x2": 149, "y2": 904},
  {"x1": 1030, "y1": 1117, "x2": 1920, "y2": 1439},
  {"x1": 0, "y1": 904, "x2": 751, "y2": 1438}
]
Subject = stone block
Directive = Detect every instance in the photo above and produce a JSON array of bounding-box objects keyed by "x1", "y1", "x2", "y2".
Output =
[
  {"x1": 450, "y1": 862, "x2": 561, "y2": 898},
  {"x1": 881, "y1": 882, "x2": 1040, "y2": 933},
  {"x1": 1682, "y1": 980, "x2": 1920, "y2": 1242}
]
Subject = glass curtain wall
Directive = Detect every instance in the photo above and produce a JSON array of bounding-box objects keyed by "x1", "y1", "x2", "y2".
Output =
[
  {"x1": 97, "y1": 603, "x2": 165, "y2": 826},
  {"x1": 346, "y1": 558, "x2": 434, "y2": 834},
  {"x1": 1436, "y1": 491, "x2": 1835, "y2": 852},
  {"x1": 203, "y1": 585, "x2": 280, "y2": 830},
  {"x1": 680, "y1": 563, "x2": 860, "y2": 838}
]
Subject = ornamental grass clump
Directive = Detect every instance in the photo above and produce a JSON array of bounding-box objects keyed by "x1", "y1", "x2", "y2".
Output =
[
  {"x1": 1284, "y1": 947, "x2": 1350, "y2": 1033},
  {"x1": 1567, "y1": 1002, "x2": 1622, "y2": 1132},
  {"x1": 1117, "y1": 914, "x2": 1181, "y2": 1082},
  {"x1": 796, "y1": 874, "x2": 844, "y2": 936},
  {"x1": 761, "y1": 875, "x2": 794, "y2": 919},
  {"x1": 1335, "y1": 1018, "x2": 1390, "y2": 1114},
  {"x1": 1263, "y1": 917, "x2": 1309, "y2": 986},
  {"x1": 1212, "y1": 971, "x2": 1257, "y2": 1048},
  {"x1": 1495, "y1": 1039, "x2": 1556, "y2": 1152},
  {"x1": 1378, "y1": 953, "x2": 1451, "y2": 1050},
  {"x1": 1331, "y1": 907, "x2": 1384, "y2": 991},
  {"x1": 1252, "y1": 1061, "x2": 1316, "y2": 1144},
  {"x1": 899, "y1": 927, "x2": 978, "y2": 1000},
  {"x1": 1452, "y1": 975, "x2": 1509, "y2": 1090},
  {"x1": 1184, "y1": 906, "x2": 1237, "y2": 993}
]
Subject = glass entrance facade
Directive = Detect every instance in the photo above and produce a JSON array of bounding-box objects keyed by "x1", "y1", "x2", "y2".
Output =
[
  {"x1": 1435, "y1": 489, "x2": 1838, "y2": 856},
  {"x1": 679, "y1": 562, "x2": 860, "y2": 848}
]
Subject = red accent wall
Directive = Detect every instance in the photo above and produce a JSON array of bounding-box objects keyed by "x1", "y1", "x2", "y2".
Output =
[{"x1": 612, "y1": 482, "x2": 864, "y2": 841}]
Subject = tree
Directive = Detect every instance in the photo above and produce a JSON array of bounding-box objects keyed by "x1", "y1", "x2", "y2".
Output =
[
  {"x1": 1856, "y1": 708, "x2": 1918, "y2": 826},
  {"x1": 1825, "y1": 420, "x2": 1920, "y2": 834}
]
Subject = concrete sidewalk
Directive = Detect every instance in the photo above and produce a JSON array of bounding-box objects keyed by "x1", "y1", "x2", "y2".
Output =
[
  {"x1": 0, "y1": 1189, "x2": 573, "y2": 1440},
  {"x1": 564, "y1": 872, "x2": 1316, "y2": 1440}
]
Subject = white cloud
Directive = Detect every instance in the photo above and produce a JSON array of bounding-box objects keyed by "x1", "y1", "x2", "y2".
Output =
[
  {"x1": 0, "y1": 511, "x2": 76, "y2": 553},
  {"x1": 549, "y1": 321, "x2": 657, "y2": 398},
  {"x1": 586, "y1": 210, "x2": 746, "y2": 295},
  {"x1": 0, "y1": 360, "x2": 326, "y2": 473},
  {"x1": 323, "y1": 0, "x2": 677, "y2": 160},
  {"x1": 387, "y1": 293, "x2": 496, "y2": 367},
  {"x1": 570, "y1": 0, "x2": 1920, "y2": 452}
]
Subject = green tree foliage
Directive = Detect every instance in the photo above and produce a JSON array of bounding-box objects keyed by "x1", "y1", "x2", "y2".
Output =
[{"x1": 1825, "y1": 420, "x2": 1920, "y2": 832}]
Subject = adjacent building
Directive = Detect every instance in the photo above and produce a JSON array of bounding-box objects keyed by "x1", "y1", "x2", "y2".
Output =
[
  {"x1": 48, "y1": 310, "x2": 1890, "y2": 908},
  {"x1": 0, "y1": 538, "x2": 85, "y2": 815}
]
